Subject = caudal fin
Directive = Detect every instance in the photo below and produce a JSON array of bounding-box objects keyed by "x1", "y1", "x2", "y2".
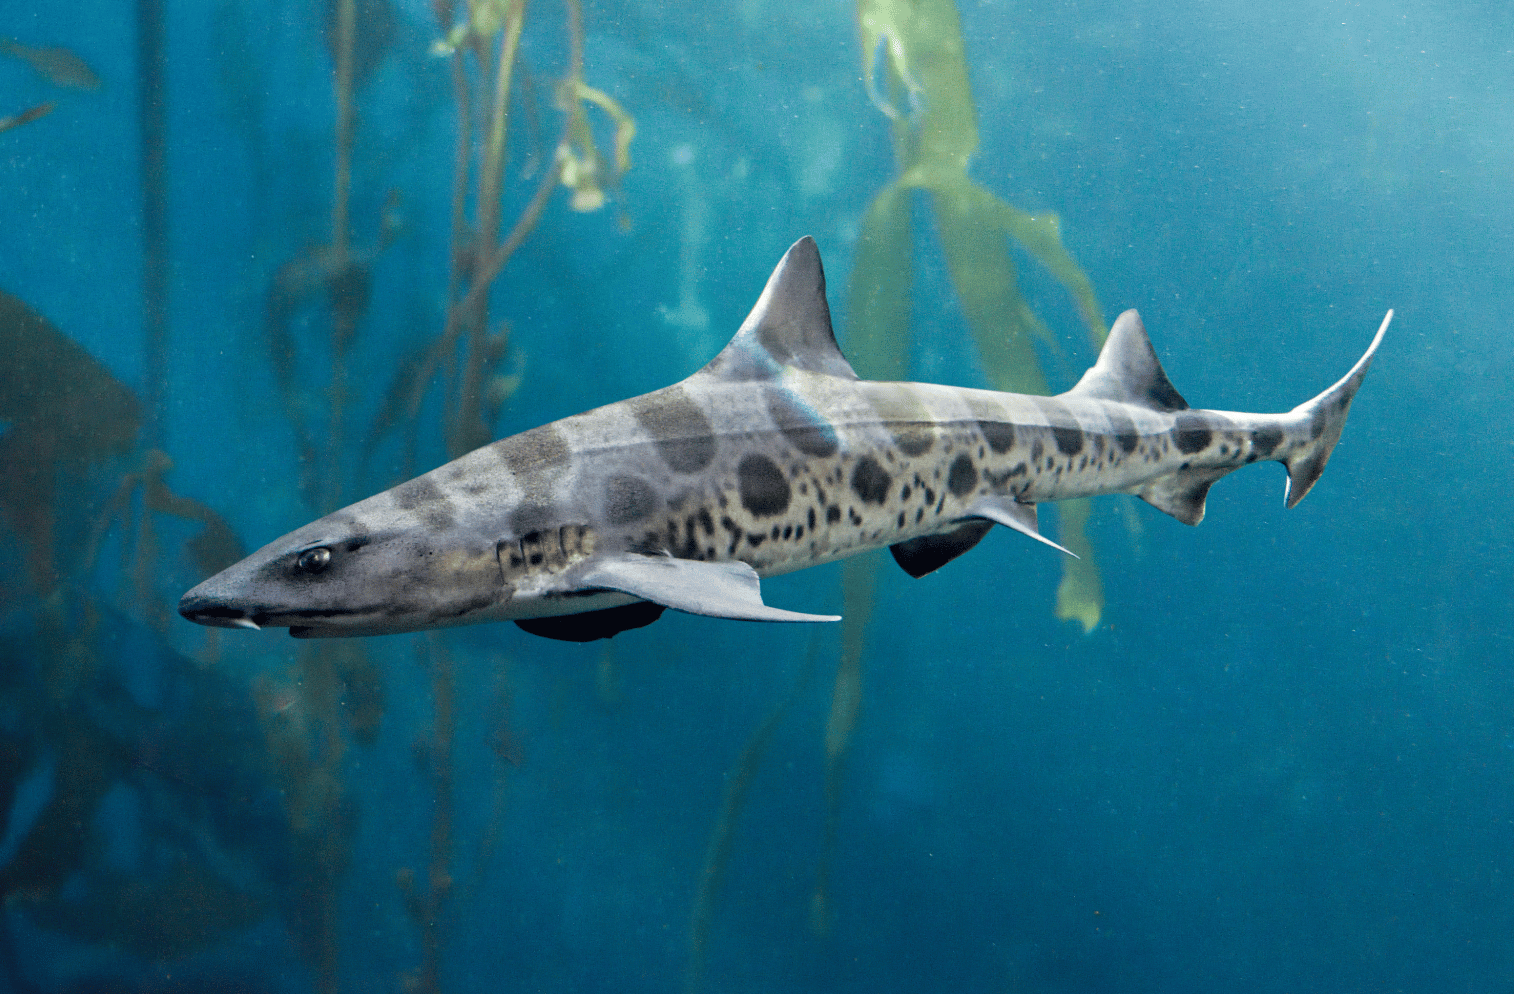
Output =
[{"x1": 1283, "y1": 310, "x2": 1392, "y2": 508}]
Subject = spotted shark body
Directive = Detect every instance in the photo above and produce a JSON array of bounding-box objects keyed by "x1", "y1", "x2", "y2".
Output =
[{"x1": 180, "y1": 237, "x2": 1389, "y2": 642}]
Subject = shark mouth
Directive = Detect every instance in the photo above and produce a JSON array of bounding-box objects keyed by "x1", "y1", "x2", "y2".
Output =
[
  {"x1": 176, "y1": 599, "x2": 266, "y2": 630},
  {"x1": 176, "y1": 594, "x2": 391, "y2": 637}
]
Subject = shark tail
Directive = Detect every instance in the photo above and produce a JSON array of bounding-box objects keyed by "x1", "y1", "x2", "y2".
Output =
[{"x1": 1282, "y1": 310, "x2": 1392, "y2": 508}]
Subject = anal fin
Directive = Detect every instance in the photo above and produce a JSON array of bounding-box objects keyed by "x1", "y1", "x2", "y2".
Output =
[
  {"x1": 577, "y1": 554, "x2": 839, "y2": 624},
  {"x1": 1136, "y1": 467, "x2": 1232, "y2": 525}
]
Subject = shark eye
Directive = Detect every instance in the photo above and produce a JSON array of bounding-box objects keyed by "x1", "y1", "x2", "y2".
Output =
[{"x1": 296, "y1": 547, "x2": 332, "y2": 574}]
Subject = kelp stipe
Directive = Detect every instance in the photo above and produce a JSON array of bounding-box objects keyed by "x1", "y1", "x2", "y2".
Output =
[
  {"x1": 686, "y1": 641, "x2": 821, "y2": 993},
  {"x1": 373, "y1": 0, "x2": 636, "y2": 467}
]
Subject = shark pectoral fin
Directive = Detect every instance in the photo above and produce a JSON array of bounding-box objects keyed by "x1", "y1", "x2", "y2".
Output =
[
  {"x1": 579, "y1": 555, "x2": 841, "y2": 624},
  {"x1": 1136, "y1": 466, "x2": 1233, "y2": 526},
  {"x1": 890, "y1": 519, "x2": 994, "y2": 578},
  {"x1": 965, "y1": 497, "x2": 1077, "y2": 557}
]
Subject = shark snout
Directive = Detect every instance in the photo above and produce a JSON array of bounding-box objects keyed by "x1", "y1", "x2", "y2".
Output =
[{"x1": 178, "y1": 582, "x2": 266, "y2": 630}]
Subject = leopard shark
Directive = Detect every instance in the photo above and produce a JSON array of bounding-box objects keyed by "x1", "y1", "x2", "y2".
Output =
[{"x1": 179, "y1": 237, "x2": 1389, "y2": 642}]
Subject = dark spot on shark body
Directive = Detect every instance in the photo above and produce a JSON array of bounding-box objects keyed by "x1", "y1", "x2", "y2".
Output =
[
  {"x1": 605, "y1": 475, "x2": 658, "y2": 525},
  {"x1": 510, "y1": 502, "x2": 555, "y2": 535},
  {"x1": 866, "y1": 384, "x2": 935, "y2": 456},
  {"x1": 630, "y1": 387, "x2": 716, "y2": 472},
  {"x1": 495, "y1": 423, "x2": 571, "y2": 476},
  {"x1": 720, "y1": 515, "x2": 742, "y2": 554},
  {"x1": 1051, "y1": 425, "x2": 1084, "y2": 456},
  {"x1": 1252, "y1": 426, "x2": 1284, "y2": 457},
  {"x1": 767, "y1": 388, "x2": 839, "y2": 457},
  {"x1": 979, "y1": 420, "x2": 1016, "y2": 454},
  {"x1": 851, "y1": 455, "x2": 891, "y2": 505},
  {"x1": 1106, "y1": 408, "x2": 1140, "y2": 454},
  {"x1": 392, "y1": 475, "x2": 446, "y2": 510},
  {"x1": 1174, "y1": 414, "x2": 1213, "y2": 455},
  {"x1": 964, "y1": 395, "x2": 1017, "y2": 454},
  {"x1": 947, "y1": 454, "x2": 978, "y2": 499},
  {"x1": 1037, "y1": 400, "x2": 1084, "y2": 457},
  {"x1": 738, "y1": 454, "x2": 791, "y2": 517},
  {"x1": 826, "y1": 505, "x2": 841, "y2": 524}
]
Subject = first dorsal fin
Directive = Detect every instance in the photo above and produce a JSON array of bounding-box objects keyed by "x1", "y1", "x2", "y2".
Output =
[
  {"x1": 695, "y1": 236, "x2": 860, "y2": 382},
  {"x1": 1065, "y1": 309, "x2": 1188, "y2": 411}
]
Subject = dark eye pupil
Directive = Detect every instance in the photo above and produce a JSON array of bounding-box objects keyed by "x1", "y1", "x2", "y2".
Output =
[{"x1": 297, "y1": 547, "x2": 332, "y2": 573}]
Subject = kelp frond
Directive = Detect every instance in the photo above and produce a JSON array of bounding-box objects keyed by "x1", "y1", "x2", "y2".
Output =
[
  {"x1": 814, "y1": 0, "x2": 1113, "y2": 936},
  {"x1": 849, "y1": 0, "x2": 1108, "y2": 631}
]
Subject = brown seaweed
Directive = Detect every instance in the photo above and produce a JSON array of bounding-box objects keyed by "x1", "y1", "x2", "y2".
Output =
[
  {"x1": 324, "y1": 0, "x2": 398, "y2": 89},
  {"x1": 808, "y1": 0, "x2": 1114, "y2": 938},
  {"x1": 0, "y1": 291, "x2": 140, "y2": 593},
  {"x1": 0, "y1": 597, "x2": 284, "y2": 962},
  {"x1": 0, "y1": 102, "x2": 54, "y2": 134},
  {"x1": 0, "y1": 37, "x2": 102, "y2": 90}
]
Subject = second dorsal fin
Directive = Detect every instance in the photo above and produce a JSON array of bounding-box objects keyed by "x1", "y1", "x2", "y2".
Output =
[
  {"x1": 1065, "y1": 309, "x2": 1188, "y2": 411},
  {"x1": 694, "y1": 237, "x2": 860, "y2": 382}
]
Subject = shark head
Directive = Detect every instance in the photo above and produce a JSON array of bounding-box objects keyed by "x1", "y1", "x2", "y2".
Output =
[
  {"x1": 178, "y1": 477, "x2": 512, "y2": 638},
  {"x1": 179, "y1": 237, "x2": 856, "y2": 642}
]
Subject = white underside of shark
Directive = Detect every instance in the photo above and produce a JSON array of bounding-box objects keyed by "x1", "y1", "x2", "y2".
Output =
[{"x1": 180, "y1": 237, "x2": 1389, "y2": 642}]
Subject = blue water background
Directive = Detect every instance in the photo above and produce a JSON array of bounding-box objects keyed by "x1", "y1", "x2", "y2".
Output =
[{"x1": 2, "y1": 0, "x2": 1511, "y2": 991}]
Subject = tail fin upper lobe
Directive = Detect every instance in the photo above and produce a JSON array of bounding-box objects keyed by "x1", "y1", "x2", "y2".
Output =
[{"x1": 1282, "y1": 310, "x2": 1392, "y2": 508}]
